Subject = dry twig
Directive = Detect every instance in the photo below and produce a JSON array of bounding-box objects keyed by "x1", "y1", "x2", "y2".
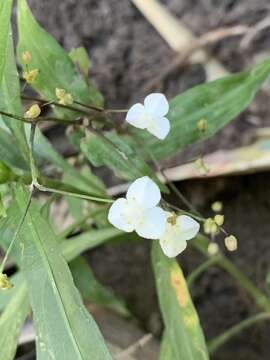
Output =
[
  {"x1": 241, "y1": 16, "x2": 270, "y2": 49},
  {"x1": 115, "y1": 334, "x2": 153, "y2": 359},
  {"x1": 143, "y1": 25, "x2": 249, "y2": 93}
]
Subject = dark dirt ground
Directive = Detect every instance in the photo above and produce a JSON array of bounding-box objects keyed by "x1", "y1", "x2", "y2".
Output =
[{"x1": 21, "y1": 0, "x2": 270, "y2": 359}]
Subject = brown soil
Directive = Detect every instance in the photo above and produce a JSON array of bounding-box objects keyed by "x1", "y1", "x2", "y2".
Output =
[{"x1": 21, "y1": 1, "x2": 270, "y2": 359}]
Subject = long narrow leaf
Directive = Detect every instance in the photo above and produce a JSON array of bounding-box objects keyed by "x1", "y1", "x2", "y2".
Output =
[
  {"x1": 15, "y1": 185, "x2": 112, "y2": 360},
  {"x1": 152, "y1": 242, "x2": 209, "y2": 360},
  {"x1": 0, "y1": 282, "x2": 29, "y2": 360},
  {"x1": 0, "y1": 0, "x2": 12, "y2": 84},
  {"x1": 131, "y1": 59, "x2": 270, "y2": 161}
]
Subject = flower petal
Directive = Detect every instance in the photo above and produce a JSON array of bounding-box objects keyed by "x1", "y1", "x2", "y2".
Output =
[
  {"x1": 177, "y1": 215, "x2": 200, "y2": 240},
  {"x1": 135, "y1": 206, "x2": 166, "y2": 239},
  {"x1": 127, "y1": 176, "x2": 161, "y2": 208},
  {"x1": 144, "y1": 93, "x2": 169, "y2": 117},
  {"x1": 147, "y1": 116, "x2": 170, "y2": 140},
  {"x1": 159, "y1": 237, "x2": 187, "y2": 258},
  {"x1": 108, "y1": 198, "x2": 135, "y2": 232},
  {"x1": 126, "y1": 103, "x2": 147, "y2": 129}
]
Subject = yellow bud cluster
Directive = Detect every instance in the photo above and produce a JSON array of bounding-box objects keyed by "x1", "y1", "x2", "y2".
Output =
[
  {"x1": 55, "y1": 88, "x2": 73, "y2": 105},
  {"x1": 23, "y1": 68, "x2": 39, "y2": 84},
  {"x1": 204, "y1": 218, "x2": 218, "y2": 235},
  {"x1": 24, "y1": 104, "x2": 41, "y2": 119},
  {"x1": 0, "y1": 273, "x2": 13, "y2": 290},
  {"x1": 204, "y1": 214, "x2": 225, "y2": 235}
]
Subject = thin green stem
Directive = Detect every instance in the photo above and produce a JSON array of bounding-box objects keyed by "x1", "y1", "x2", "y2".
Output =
[
  {"x1": 187, "y1": 255, "x2": 221, "y2": 286},
  {"x1": 208, "y1": 312, "x2": 270, "y2": 354},
  {"x1": 0, "y1": 188, "x2": 33, "y2": 273},
  {"x1": 34, "y1": 182, "x2": 113, "y2": 203},
  {"x1": 73, "y1": 100, "x2": 104, "y2": 113},
  {"x1": 220, "y1": 257, "x2": 270, "y2": 312},
  {"x1": 29, "y1": 122, "x2": 113, "y2": 204},
  {"x1": 22, "y1": 95, "x2": 91, "y2": 116}
]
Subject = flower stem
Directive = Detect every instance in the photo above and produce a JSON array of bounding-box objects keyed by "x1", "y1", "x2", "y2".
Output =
[
  {"x1": 208, "y1": 312, "x2": 270, "y2": 354},
  {"x1": 187, "y1": 255, "x2": 221, "y2": 286}
]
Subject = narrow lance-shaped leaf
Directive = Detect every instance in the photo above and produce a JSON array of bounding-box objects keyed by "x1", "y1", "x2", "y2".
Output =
[
  {"x1": 0, "y1": 33, "x2": 29, "y2": 158},
  {"x1": 152, "y1": 242, "x2": 209, "y2": 360},
  {"x1": 132, "y1": 59, "x2": 270, "y2": 161},
  {"x1": 0, "y1": 0, "x2": 12, "y2": 84},
  {"x1": 17, "y1": 0, "x2": 103, "y2": 119},
  {"x1": 14, "y1": 185, "x2": 112, "y2": 360},
  {"x1": 0, "y1": 282, "x2": 30, "y2": 360}
]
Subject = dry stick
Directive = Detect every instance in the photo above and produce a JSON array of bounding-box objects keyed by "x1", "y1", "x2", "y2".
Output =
[
  {"x1": 240, "y1": 16, "x2": 270, "y2": 49},
  {"x1": 143, "y1": 25, "x2": 249, "y2": 92},
  {"x1": 115, "y1": 334, "x2": 153, "y2": 359}
]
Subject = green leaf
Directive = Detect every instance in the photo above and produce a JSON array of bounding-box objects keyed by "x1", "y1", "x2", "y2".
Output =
[
  {"x1": 0, "y1": 0, "x2": 12, "y2": 85},
  {"x1": 31, "y1": 127, "x2": 106, "y2": 196},
  {"x1": 61, "y1": 227, "x2": 122, "y2": 261},
  {"x1": 0, "y1": 282, "x2": 30, "y2": 360},
  {"x1": 69, "y1": 47, "x2": 90, "y2": 76},
  {"x1": 14, "y1": 185, "x2": 112, "y2": 360},
  {"x1": 152, "y1": 243, "x2": 209, "y2": 360},
  {"x1": 0, "y1": 34, "x2": 29, "y2": 157},
  {"x1": 0, "y1": 38, "x2": 29, "y2": 158},
  {"x1": 0, "y1": 127, "x2": 28, "y2": 170},
  {"x1": 17, "y1": 0, "x2": 103, "y2": 116},
  {"x1": 81, "y1": 131, "x2": 167, "y2": 191},
  {"x1": 70, "y1": 257, "x2": 130, "y2": 317},
  {"x1": 134, "y1": 59, "x2": 270, "y2": 161},
  {"x1": 159, "y1": 332, "x2": 174, "y2": 360}
]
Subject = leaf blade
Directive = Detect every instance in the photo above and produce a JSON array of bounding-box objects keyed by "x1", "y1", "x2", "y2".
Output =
[
  {"x1": 15, "y1": 185, "x2": 112, "y2": 360},
  {"x1": 152, "y1": 242, "x2": 209, "y2": 360}
]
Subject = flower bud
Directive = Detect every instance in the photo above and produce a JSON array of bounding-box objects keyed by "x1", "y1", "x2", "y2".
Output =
[
  {"x1": 55, "y1": 88, "x2": 73, "y2": 105},
  {"x1": 211, "y1": 201, "x2": 223, "y2": 212},
  {"x1": 197, "y1": 119, "x2": 208, "y2": 133},
  {"x1": 22, "y1": 51, "x2": 32, "y2": 65},
  {"x1": 0, "y1": 273, "x2": 13, "y2": 290},
  {"x1": 207, "y1": 242, "x2": 219, "y2": 255},
  {"x1": 225, "y1": 235, "x2": 238, "y2": 252},
  {"x1": 24, "y1": 104, "x2": 41, "y2": 119},
  {"x1": 204, "y1": 217, "x2": 218, "y2": 235},
  {"x1": 214, "y1": 214, "x2": 224, "y2": 226},
  {"x1": 23, "y1": 68, "x2": 39, "y2": 83}
]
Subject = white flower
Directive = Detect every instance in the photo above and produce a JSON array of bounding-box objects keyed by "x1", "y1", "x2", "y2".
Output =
[
  {"x1": 126, "y1": 93, "x2": 170, "y2": 140},
  {"x1": 108, "y1": 176, "x2": 166, "y2": 239},
  {"x1": 159, "y1": 212, "x2": 200, "y2": 258}
]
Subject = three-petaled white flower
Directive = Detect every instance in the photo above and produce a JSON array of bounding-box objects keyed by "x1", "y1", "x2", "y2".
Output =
[
  {"x1": 126, "y1": 93, "x2": 170, "y2": 140},
  {"x1": 108, "y1": 176, "x2": 200, "y2": 257},
  {"x1": 159, "y1": 212, "x2": 200, "y2": 258},
  {"x1": 108, "y1": 176, "x2": 166, "y2": 239}
]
